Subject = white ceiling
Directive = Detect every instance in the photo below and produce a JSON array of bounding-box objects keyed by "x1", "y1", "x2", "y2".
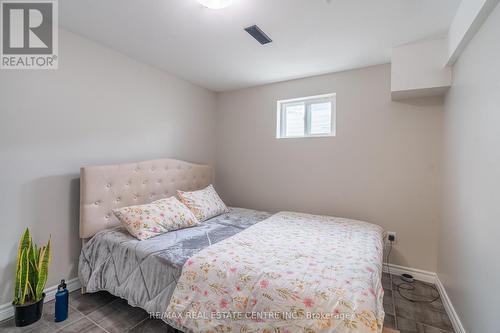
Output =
[{"x1": 60, "y1": 0, "x2": 460, "y2": 92}]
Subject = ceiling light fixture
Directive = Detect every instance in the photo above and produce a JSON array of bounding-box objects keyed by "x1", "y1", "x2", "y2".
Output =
[{"x1": 197, "y1": 0, "x2": 232, "y2": 9}]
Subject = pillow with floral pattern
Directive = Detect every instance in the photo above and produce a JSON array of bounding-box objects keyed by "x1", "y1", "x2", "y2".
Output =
[
  {"x1": 113, "y1": 197, "x2": 199, "y2": 240},
  {"x1": 177, "y1": 185, "x2": 229, "y2": 222}
]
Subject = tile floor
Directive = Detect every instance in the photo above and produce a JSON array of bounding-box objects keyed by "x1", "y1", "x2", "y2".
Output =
[
  {"x1": 382, "y1": 273, "x2": 455, "y2": 333},
  {"x1": 1, "y1": 273, "x2": 455, "y2": 333}
]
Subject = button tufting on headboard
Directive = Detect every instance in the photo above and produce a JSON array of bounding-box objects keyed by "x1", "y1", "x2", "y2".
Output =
[{"x1": 79, "y1": 159, "x2": 213, "y2": 239}]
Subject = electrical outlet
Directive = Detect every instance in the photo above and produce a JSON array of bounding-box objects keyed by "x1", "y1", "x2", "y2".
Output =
[{"x1": 387, "y1": 231, "x2": 397, "y2": 242}]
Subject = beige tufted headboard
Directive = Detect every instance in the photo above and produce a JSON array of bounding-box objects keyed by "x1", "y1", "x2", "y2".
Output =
[{"x1": 79, "y1": 159, "x2": 213, "y2": 239}]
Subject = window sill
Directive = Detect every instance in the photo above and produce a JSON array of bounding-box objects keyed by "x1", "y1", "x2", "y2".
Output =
[{"x1": 276, "y1": 134, "x2": 336, "y2": 139}]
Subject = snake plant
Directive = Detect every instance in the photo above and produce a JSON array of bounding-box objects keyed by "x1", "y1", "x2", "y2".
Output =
[{"x1": 13, "y1": 228, "x2": 51, "y2": 305}]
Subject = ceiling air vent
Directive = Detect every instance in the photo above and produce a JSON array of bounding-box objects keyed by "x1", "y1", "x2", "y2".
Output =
[{"x1": 244, "y1": 25, "x2": 272, "y2": 45}]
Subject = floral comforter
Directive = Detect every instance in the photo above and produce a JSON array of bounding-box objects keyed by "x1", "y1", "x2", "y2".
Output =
[{"x1": 167, "y1": 212, "x2": 385, "y2": 333}]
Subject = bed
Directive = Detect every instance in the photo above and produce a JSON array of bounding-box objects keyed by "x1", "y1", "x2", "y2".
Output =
[{"x1": 79, "y1": 159, "x2": 385, "y2": 333}]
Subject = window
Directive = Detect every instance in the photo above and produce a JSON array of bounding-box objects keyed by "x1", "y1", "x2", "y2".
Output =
[{"x1": 276, "y1": 93, "x2": 336, "y2": 139}]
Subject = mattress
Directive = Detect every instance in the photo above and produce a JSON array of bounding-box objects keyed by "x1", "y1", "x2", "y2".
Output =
[
  {"x1": 80, "y1": 209, "x2": 385, "y2": 333},
  {"x1": 78, "y1": 207, "x2": 272, "y2": 315},
  {"x1": 168, "y1": 212, "x2": 385, "y2": 333}
]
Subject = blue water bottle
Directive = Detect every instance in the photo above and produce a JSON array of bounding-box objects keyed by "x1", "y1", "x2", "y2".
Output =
[{"x1": 55, "y1": 280, "x2": 68, "y2": 322}]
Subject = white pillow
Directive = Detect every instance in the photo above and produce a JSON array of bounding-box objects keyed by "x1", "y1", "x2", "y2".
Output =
[
  {"x1": 177, "y1": 185, "x2": 229, "y2": 222},
  {"x1": 113, "y1": 197, "x2": 199, "y2": 240}
]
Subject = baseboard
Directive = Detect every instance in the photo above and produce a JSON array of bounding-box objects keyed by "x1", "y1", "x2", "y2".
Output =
[
  {"x1": 435, "y1": 275, "x2": 466, "y2": 333},
  {"x1": 0, "y1": 277, "x2": 81, "y2": 322},
  {"x1": 383, "y1": 263, "x2": 466, "y2": 333},
  {"x1": 383, "y1": 262, "x2": 437, "y2": 284}
]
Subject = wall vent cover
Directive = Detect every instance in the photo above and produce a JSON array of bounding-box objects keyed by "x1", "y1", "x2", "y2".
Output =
[{"x1": 244, "y1": 25, "x2": 272, "y2": 45}]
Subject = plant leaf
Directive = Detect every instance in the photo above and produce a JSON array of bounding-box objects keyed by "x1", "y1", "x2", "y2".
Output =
[
  {"x1": 28, "y1": 241, "x2": 38, "y2": 301},
  {"x1": 14, "y1": 228, "x2": 31, "y2": 304},
  {"x1": 17, "y1": 247, "x2": 30, "y2": 305},
  {"x1": 35, "y1": 238, "x2": 51, "y2": 301},
  {"x1": 33, "y1": 244, "x2": 39, "y2": 266},
  {"x1": 27, "y1": 281, "x2": 35, "y2": 301}
]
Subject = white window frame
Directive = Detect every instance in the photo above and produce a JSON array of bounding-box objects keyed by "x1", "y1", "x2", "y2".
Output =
[{"x1": 276, "y1": 93, "x2": 336, "y2": 139}]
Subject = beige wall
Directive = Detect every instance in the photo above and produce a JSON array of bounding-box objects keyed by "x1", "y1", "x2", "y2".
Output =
[
  {"x1": 215, "y1": 64, "x2": 443, "y2": 272},
  {"x1": 439, "y1": 3, "x2": 500, "y2": 332},
  {"x1": 0, "y1": 30, "x2": 216, "y2": 304}
]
